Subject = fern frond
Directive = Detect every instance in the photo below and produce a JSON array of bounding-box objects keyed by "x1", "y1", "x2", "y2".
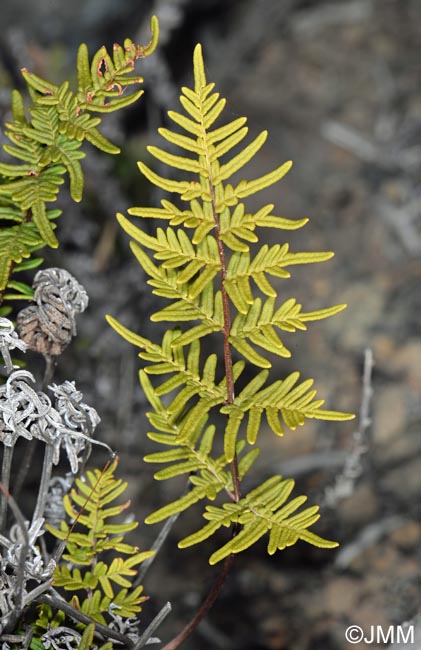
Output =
[
  {"x1": 125, "y1": 251, "x2": 224, "y2": 331},
  {"x1": 225, "y1": 245, "x2": 335, "y2": 311},
  {"x1": 133, "y1": 60, "x2": 293, "y2": 245},
  {"x1": 0, "y1": 21, "x2": 159, "y2": 293},
  {"x1": 117, "y1": 214, "x2": 221, "y2": 293},
  {"x1": 76, "y1": 16, "x2": 158, "y2": 112},
  {"x1": 143, "y1": 404, "x2": 259, "y2": 523},
  {"x1": 134, "y1": 368, "x2": 258, "y2": 523},
  {"x1": 110, "y1": 42, "x2": 355, "y2": 566},
  {"x1": 47, "y1": 458, "x2": 153, "y2": 625},
  {"x1": 138, "y1": 347, "x2": 245, "y2": 438},
  {"x1": 0, "y1": 220, "x2": 55, "y2": 289}
]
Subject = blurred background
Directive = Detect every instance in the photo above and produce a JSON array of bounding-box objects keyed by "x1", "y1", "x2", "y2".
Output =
[{"x1": 1, "y1": 1, "x2": 420, "y2": 648}]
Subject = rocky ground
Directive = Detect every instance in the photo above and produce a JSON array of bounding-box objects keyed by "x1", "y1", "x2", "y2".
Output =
[{"x1": 1, "y1": 1, "x2": 420, "y2": 649}]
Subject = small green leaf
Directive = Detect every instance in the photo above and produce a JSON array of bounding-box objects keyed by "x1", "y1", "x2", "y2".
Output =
[
  {"x1": 138, "y1": 161, "x2": 192, "y2": 194},
  {"x1": 84, "y1": 127, "x2": 120, "y2": 154},
  {"x1": 168, "y1": 110, "x2": 201, "y2": 137},
  {"x1": 13, "y1": 257, "x2": 44, "y2": 272},
  {"x1": 12, "y1": 89, "x2": 26, "y2": 122},
  {"x1": 32, "y1": 200, "x2": 58, "y2": 247},
  {"x1": 215, "y1": 130, "x2": 268, "y2": 183},
  {"x1": 77, "y1": 43, "x2": 91, "y2": 92},
  {"x1": 229, "y1": 336, "x2": 271, "y2": 368},
  {"x1": 148, "y1": 145, "x2": 201, "y2": 173},
  {"x1": 82, "y1": 89, "x2": 144, "y2": 113},
  {"x1": 106, "y1": 314, "x2": 151, "y2": 349},
  {"x1": 236, "y1": 160, "x2": 293, "y2": 198},
  {"x1": 79, "y1": 623, "x2": 96, "y2": 650},
  {"x1": 144, "y1": 15, "x2": 160, "y2": 56},
  {"x1": 21, "y1": 68, "x2": 58, "y2": 94}
]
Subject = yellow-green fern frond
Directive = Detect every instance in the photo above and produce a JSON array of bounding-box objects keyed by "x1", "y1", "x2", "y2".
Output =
[
  {"x1": 229, "y1": 296, "x2": 347, "y2": 364},
  {"x1": 109, "y1": 42, "x2": 355, "y2": 566},
  {"x1": 145, "y1": 435, "x2": 259, "y2": 524},
  {"x1": 130, "y1": 44, "x2": 294, "y2": 249},
  {"x1": 0, "y1": 22, "x2": 158, "y2": 294},
  {"x1": 47, "y1": 458, "x2": 153, "y2": 626}
]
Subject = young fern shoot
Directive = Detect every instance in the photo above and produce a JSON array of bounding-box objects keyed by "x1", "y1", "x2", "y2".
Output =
[{"x1": 107, "y1": 42, "x2": 354, "y2": 643}]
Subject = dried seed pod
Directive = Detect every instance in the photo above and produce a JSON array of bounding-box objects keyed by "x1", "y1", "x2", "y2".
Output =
[
  {"x1": 17, "y1": 306, "x2": 67, "y2": 356},
  {"x1": 16, "y1": 268, "x2": 88, "y2": 357}
]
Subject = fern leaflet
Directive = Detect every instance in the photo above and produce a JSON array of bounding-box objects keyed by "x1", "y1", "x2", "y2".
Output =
[{"x1": 179, "y1": 475, "x2": 338, "y2": 564}]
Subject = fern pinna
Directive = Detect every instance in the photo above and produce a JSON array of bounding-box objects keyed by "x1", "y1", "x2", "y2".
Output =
[
  {"x1": 0, "y1": 17, "x2": 158, "y2": 304},
  {"x1": 107, "y1": 44, "x2": 354, "y2": 566}
]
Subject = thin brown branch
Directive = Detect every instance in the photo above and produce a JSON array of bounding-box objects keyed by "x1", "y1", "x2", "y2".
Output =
[{"x1": 162, "y1": 554, "x2": 235, "y2": 650}]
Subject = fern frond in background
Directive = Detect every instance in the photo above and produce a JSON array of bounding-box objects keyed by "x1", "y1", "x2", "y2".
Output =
[
  {"x1": 46, "y1": 458, "x2": 154, "y2": 626},
  {"x1": 108, "y1": 43, "x2": 355, "y2": 566},
  {"x1": 0, "y1": 16, "x2": 159, "y2": 301}
]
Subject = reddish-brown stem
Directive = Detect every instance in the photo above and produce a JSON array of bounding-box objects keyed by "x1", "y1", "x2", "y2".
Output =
[
  {"x1": 212, "y1": 180, "x2": 241, "y2": 503},
  {"x1": 163, "y1": 126, "x2": 241, "y2": 649},
  {"x1": 162, "y1": 554, "x2": 235, "y2": 650},
  {"x1": 217, "y1": 237, "x2": 234, "y2": 401}
]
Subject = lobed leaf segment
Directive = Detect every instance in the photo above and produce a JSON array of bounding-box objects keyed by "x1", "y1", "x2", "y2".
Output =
[
  {"x1": 108, "y1": 44, "x2": 354, "y2": 563},
  {"x1": 46, "y1": 458, "x2": 154, "y2": 626},
  {"x1": 0, "y1": 16, "x2": 159, "y2": 298}
]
